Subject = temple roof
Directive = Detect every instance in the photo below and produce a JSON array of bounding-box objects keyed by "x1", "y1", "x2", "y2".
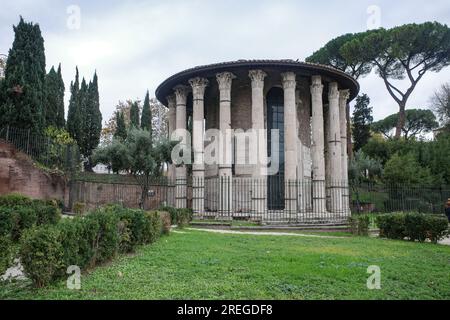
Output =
[{"x1": 155, "y1": 59, "x2": 359, "y2": 105}]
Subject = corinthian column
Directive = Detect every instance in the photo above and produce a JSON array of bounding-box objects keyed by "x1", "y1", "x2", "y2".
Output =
[
  {"x1": 216, "y1": 72, "x2": 235, "y2": 215},
  {"x1": 249, "y1": 70, "x2": 267, "y2": 216},
  {"x1": 174, "y1": 85, "x2": 189, "y2": 209},
  {"x1": 327, "y1": 82, "x2": 342, "y2": 213},
  {"x1": 281, "y1": 72, "x2": 298, "y2": 215},
  {"x1": 189, "y1": 77, "x2": 209, "y2": 216},
  {"x1": 167, "y1": 94, "x2": 176, "y2": 207},
  {"x1": 310, "y1": 76, "x2": 326, "y2": 214},
  {"x1": 339, "y1": 89, "x2": 351, "y2": 215}
]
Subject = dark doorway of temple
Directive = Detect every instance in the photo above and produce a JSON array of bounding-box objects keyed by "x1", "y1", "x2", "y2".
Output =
[{"x1": 266, "y1": 87, "x2": 285, "y2": 210}]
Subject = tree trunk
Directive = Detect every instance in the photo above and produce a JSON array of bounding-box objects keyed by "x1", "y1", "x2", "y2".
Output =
[
  {"x1": 395, "y1": 103, "x2": 406, "y2": 139},
  {"x1": 346, "y1": 104, "x2": 353, "y2": 160}
]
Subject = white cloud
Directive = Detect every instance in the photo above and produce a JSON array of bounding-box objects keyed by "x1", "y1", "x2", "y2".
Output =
[{"x1": 1, "y1": 0, "x2": 449, "y2": 125}]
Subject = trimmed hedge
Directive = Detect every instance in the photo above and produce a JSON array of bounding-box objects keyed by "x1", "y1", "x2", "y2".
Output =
[
  {"x1": 19, "y1": 206, "x2": 169, "y2": 287},
  {"x1": 376, "y1": 212, "x2": 449, "y2": 243},
  {"x1": 159, "y1": 206, "x2": 193, "y2": 228},
  {"x1": 348, "y1": 214, "x2": 370, "y2": 236},
  {"x1": 0, "y1": 194, "x2": 61, "y2": 241}
]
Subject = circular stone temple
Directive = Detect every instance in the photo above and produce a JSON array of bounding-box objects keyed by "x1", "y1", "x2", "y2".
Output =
[{"x1": 156, "y1": 59, "x2": 359, "y2": 224}]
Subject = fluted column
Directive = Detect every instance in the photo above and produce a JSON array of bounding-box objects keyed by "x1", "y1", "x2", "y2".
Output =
[
  {"x1": 327, "y1": 82, "x2": 342, "y2": 213},
  {"x1": 216, "y1": 72, "x2": 235, "y2": 216},
  {"x1": 189, "y1": 77, "x2": 209, "y2": 216},
  {"x1": 311, "y1": 76, "x2": 326, "y2": 213},
  {"x1": 339, "y1": 89, "x2": 351, "y2": 214},
  {"x1": 281, "y1": 72, "x2": 298, "y2": 215},
  {"x1": 166, "y1": 94, "x2": 176, "y2": 207},
  {"x1": 167, "y1": 95, "x2": 176, "y2": 179},
  {"x1": 174, "y1": 85, "x2": 189, "y2": 209},
  {"x1": 249, "y1": 70, "x2": 267, "y2": 216}
]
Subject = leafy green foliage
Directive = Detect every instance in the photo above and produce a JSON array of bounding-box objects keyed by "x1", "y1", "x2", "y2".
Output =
[
  {"x1": 383, "y1": 153, "x2": 433, "y2": 185},
  {"x1": 372, "y1": 109, "x2": 438, "y2": 140},
  {"x1": 19, "y1": 225, "x2": 64, "y2": 288},
  {"x1": 130, "y1": 101, "x2": 140, "y2": 128},
  {"x1": 348, "y1": 151, "x2": 382, "y2": 184},
  {"x1": 0, "y1": 17, "x2": 46, "y2": 133},
  {"x1": 93, "y1": 128, "x2": 175, "y2": 208},
  {"x1": 377, "y1": 212, "x2": 449, "y2": 243},
  {"x1": 0, "y1": 236, "x2": 15, "y2": 275},
  {"x1": 114, "y1": 111, "x2": 127, "y2": 141},
  {"x1": 348, "y1": 214, "x2": 370, "y2": 236},
  {"x1": 141, "y1": 91, "x2": 152, "y2": 139},
  {"x1": 44, "y1": 65, "x2": 65, "y2": 128},
  {"x1": 352, "y1": 94, "x2": 373, "y2": 151},
  {"x1": 17, "y1": 205, "x2": 168, "y2": 287},
  {"x1": 362, "y1": 134, "x2": 450, "y2": 184},
  {"x1": 5, "y1": 230, "x2": 450, "y2": 299},
  {"x1": 341, "y1": 22, "x2": 450, "y2": 138}
]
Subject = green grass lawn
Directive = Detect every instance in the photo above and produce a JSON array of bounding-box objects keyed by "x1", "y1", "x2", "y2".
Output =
[{"x1": 1, "y1": 230, "x2": 449, "y2": 300}]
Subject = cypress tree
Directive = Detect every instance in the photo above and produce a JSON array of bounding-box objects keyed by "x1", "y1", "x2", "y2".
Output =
[
  {"x1": 82, "y1": 72, "x2": 102, "y2": 170},
  {"x1": 56, "y1": 64, "x2": 65, "y2": 128},
  {"x1": 130, "y1": 101, "x2": 140, "y2": 127},
  {"x1": 141, "y1": 90, "x2": 152, "y2": 142},
  {"x1": 67, "y1": 67, "x2": 80, "y2": 141},
  {"x1": 0, "y1": 17, "x2": 46, "y2": 132},
  {"x1": 44, "y1": 66, "x2": 59, "y2": 127},
  {"x1": 114, "y1": 111, "x2": 127, "y2": 141},
  {"x1": 77, "y1": 78, "x2": 88, "y2": 154}
]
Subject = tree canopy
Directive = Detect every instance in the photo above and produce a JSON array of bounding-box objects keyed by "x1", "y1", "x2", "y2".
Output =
[
  {"x1": 372, "y1": 109, "x2": 438, "y2": 140},
  {"x1": 341, "y1": 22, "x2": 450, "y2": 138},
  {"x1": 0, "y1": 17, "x2": 46, "y2": 133},
  {"x1": 430, "y1": 82, "x2": 450, "y2": 129},
  {"x1": 352, "y1": 94, "x2": 373, "y2": 152},
  {"x1": 93, "y1": 128, "x2": 175, "y2": 209}
]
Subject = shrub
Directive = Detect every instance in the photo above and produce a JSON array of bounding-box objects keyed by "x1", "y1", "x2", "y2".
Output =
[
  {"x1": 18, "y1": 205, "x2": 168, "y2": 287},
  {"x1": 0, "y1": 194, "x2": 33, "y2": 207},
  {"x1": 32, "y1": 201, "x2": 61, "y2": 225},
  {"x1": 160, "y1": 206, "x2": 193, "y2": 228},
  {"x1": 73, "y1": 202, "x2": 87, "y2": 216},
  {"x1": 0, "y1": 236, "x2": 15, "y2": 276},
  {"x1": 376, "y1": 213, "x2": 406, "y2": 240},
  {"x1": 376, "y1": 212, "x2": 449, "y2": 243},
  {"x1": 348, "y1": 214, "x2": 370, "y2": 236},
  {"x1": 19, "y1": 226, "x2": 64, "y2": 288},
  {"x1": 85, "y1": 209, "x2": 120, "y2": 265},
  {"x1": 159, "y1": 211, "x2": 171, "y2": 235}
]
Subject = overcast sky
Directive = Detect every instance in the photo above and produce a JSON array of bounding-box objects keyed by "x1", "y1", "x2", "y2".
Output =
[{"x1": 1, "y1": 0, "x2": 449, "y2": 125}]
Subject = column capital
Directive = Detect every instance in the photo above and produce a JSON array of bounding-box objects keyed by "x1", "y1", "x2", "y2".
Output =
[
  {"x1": 166, "y1": 94, "x2": 176, "y2": 108},
  {"x1": 281, "y1": 72, "x2": 296, "y2": 89},
  {"x1": 249, "y1": 70, "x2": 267, "y2": 89},
  {"x1": 189, "y1": 77, "x2": 209, "y2": 99},
  {"x1": 310, "y1": 75, "x2": 323, "y2": 94},
  {"x1": 339, "y1": 89, "x2": 351, "y2": 102},
  {"x1": 216, "y1": 72, "x2": 236, "y2": 91},
  {"x1": 329, "y1": 82, "x2": 339, "y2": 100},
  {"x1": 174, "y1": 85, "x2": 190, "y2": 105}
]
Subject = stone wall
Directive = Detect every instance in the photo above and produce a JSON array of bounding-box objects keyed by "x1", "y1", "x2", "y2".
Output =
[{"x1": 0, "y1": 140, "x2": 67, "y2": 202}]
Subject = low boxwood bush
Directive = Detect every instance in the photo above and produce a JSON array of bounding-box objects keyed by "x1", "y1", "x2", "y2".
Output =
[
  {"x1": 0, "y1": 194, "x2": 61, "y2": 241},
  {"x1": 348, "y1": 214, "x2": 370, "y2": 236},
  {"x1": 19, "y1": 225, "x2": 64, "y2": 288},
  {"x1": 18, "y1": 205, "x2": 169, "y2": 287},
  {"x1": 376, "y1": 212, "x2": 449, "y2": 243},
  {"x1": 159, "y1": 206, "x2": 193, "y2": 228}
]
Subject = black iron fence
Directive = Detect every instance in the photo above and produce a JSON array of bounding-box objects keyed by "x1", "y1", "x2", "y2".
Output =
[
  {"x1": 351, "y1": 182, "x2": 450, "y2": 215},
  {"x1": 0, "y1": 126, "x2": 80, "y2": 172},
  {"x1": 68, "y1": 176, "x2": 450, "y2": 224}
]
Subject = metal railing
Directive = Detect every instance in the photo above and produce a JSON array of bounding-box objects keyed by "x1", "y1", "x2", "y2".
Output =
[
  {"x1": 0, "y1": 126, "x2": 80, "y2": 172},
  {"x1": 68, "y1": 175, "x2": 450, "y2": 223}
]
